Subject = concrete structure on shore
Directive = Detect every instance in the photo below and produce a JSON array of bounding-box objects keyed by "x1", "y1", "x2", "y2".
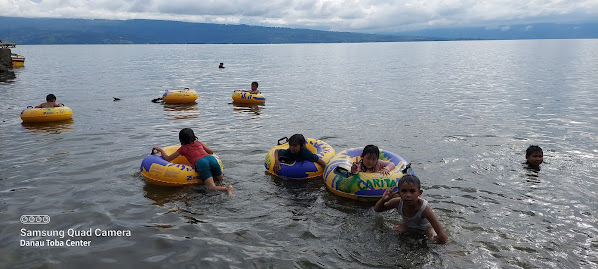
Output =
[{"x1": 0, "y1": 48, "x2": 16, "y2": 82}]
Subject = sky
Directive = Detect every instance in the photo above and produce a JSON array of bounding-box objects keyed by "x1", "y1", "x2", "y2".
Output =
[{"x1": 1, "y1": 0, "x2": 597, "y2": 33}]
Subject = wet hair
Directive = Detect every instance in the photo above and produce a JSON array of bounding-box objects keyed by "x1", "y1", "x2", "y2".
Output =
[
  {"x1": 46, "y1": 94, "x2": 57, "y2": 102},
  {"x1": 288, "y1": 134, "x2": 306, "y2": 150},
  {"x1": 179, "y1": 128, "x2": 198, "y2": 145},
  {"x1": 251, "y1": 81, "x2": 258, "y2": 88},
  {"x1": 526, "y1": 145, "x2": 543, "y2": 158},
  {"x1": 361, "y1": 145, "x2": 380, "y2": 158},
  {"x1": 398, "y1": 175, "x2": 422, "y2": 190}
]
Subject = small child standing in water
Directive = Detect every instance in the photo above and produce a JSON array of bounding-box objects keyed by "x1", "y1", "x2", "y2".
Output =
[
  {"x1": 153, "y1": 128, "x2": 233, "y2": 196},
  {"x1": 374, "y1": 175, "x2": 448, "y2": 244},
  {"x1": 351, "y1": 145, "x2": 395, "y2": 176},
  {"x1": 525, "y1": 145, "x2": 543, "y2": 170}
]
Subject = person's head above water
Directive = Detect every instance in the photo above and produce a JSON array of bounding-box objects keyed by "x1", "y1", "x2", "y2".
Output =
[
  {"x1": 179, "y1": 128, "x2": 198, "y2": 145},
  {"x1": 287, "y1": 134, "x2": 307, "y2": 154},
  {"x1": 525, "y1": 145, "x2": 543, "y2": 168},
  {"x1": 46, "y1": 94, "x2": 57, "y2": 102},
  {"x1": 360, "y1": 145, "x2": 380, "y2": 170}
]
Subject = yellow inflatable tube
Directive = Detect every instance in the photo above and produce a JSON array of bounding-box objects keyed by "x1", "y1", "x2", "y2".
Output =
[
  {"x1": 232, "y1": 91, "x2": 265, "y2": 105},
  {"x1": 323, "y1": 148, "x2": 414, "y2": 201},
  {"x1": 162, "y1": 89, "x2": 198, "y2": 104},
  {"x1": 140, "y1": 145, "x2": 223, "y2": 186},
  {"x1": 20, "y1": 106, "x2": 73, "y2": 123}
]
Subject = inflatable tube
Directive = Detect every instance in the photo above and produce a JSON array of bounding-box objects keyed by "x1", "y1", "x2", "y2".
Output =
[
  {"x1": 140, "y1": 145, "x2": 223, "y2": 186},
  {"x1": 12, "y1": 54, "x2": 25, "y2": 68},
  {"x1": 162, "y1": 89, "x2": 198, "y2": 104},
  {"x1": 20, "y1": 106, "x2": 73, "y2": 123},
  {"x1": 264, "y1": 137, "x2": 335, "y2": 179},
  {"x1": 323, "y1": 148, "x2": 414, "y2": 201},
  {"x1": 232, "y1": 91, "x2": 265, "y2": 105}
]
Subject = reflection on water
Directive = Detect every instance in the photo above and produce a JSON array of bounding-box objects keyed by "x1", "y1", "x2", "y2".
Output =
[
  {"x1": 21, "y1": 119, "x2": 74, "y2": 134},
  {"x1": 143, "y1": 183, "x2": 195, "y2": 207},
  {"x1": 162, "y1": 103, "x2": 199, "y2": 120},
  {"x1": 232, "y1": 103, "x2": 263, "y2": 115}
]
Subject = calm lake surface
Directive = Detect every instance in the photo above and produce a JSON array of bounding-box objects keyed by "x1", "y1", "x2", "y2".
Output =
[{"x1": 1, "y1": 40, "x2": 597, "y2": 268}]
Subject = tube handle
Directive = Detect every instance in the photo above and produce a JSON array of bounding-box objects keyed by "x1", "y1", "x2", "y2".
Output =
[
  {"x1": 401, "y1": 163, "x2": 412, "y2": 174},
  {"x1": 277, "y1": 137, "x2": 288, "y2": 145},
  {"x1": 334, "y1": 166, "x2": 353, "y2": 178}
]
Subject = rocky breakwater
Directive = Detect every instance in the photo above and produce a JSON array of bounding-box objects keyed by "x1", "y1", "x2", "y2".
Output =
[{"x1": 0, "y1": 48, "x2": 16, "y2": 82}]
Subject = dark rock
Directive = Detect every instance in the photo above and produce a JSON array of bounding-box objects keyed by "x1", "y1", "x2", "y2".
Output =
[{"x1": 0, "y1": 48, "x2": 16, "y2": 82}]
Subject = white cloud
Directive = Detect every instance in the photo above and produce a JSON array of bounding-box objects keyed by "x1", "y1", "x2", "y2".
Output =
[{"x1": 1, "y1": 0, "x2": 597, "y2": 33}]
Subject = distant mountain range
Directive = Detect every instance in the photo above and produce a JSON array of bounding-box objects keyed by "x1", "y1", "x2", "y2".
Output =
[
  {"x1": 398, "y1": 23, "x2": 598, "y2": 40},
  {"x1": 0, "y1": 17, "x2": 453, "y2": 45},
  {"x1": 1, "y1": 16, "x2": 596, "y2": 45}
]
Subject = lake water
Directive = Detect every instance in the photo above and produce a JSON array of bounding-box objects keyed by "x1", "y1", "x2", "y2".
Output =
[{"x1": 1, "y1": 39, "x2": 597, "y2": 268}]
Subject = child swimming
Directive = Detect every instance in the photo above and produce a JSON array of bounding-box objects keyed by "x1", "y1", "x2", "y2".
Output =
[
  {"x1": 35, "y1": 94, "x2": 63, "y2": 108},
  {"x1": 374, "y1": 175, "x2": 448, "y2": 244},
  {"x1": 153, "y1": 128, "x2": 233, "y2": 196},
  {"x1": 525, "y1": 145, "x2": 543, "y2": 170},
  {"x1": 272, "y1": 134, "x2": 327, "y2": 174},
  {"x1": 350, "y1": 145, "x2": 395, "y2": 176}
]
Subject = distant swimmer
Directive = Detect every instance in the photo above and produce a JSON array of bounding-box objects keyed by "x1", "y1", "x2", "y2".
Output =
[
  {"x1": 219, "y1": 63, "x2": 225, "y2": 68},
  {"x1": 113, "y1": 97, "x2": 121, "y2": 101}
]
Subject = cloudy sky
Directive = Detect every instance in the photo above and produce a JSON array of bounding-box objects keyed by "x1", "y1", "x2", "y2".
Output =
[{"x1": 1, "y1": 0, "x2": 597, "y2": 33}]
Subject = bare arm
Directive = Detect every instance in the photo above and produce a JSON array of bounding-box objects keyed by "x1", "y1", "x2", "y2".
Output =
[
  {"x1": 201, "y1": 142, "x2": 214, "y2": 155},
  {"x1": 316, "y1": 158, "x2": 327, "y2": 169},
  {"x1": 273, "y1": 149, "x2": 281, "y2": 173},
  {"x1": 374, "y1": 188, "x2": 400, "y2": 212},
  {"x1": 379, "y1": 160, "x2": 395, "y2": 176},
  {"x1": 422, "y1": 205, "x2": 448, "y2": 244},
  {"x1": 152, "y1": 146, "x2": 180, "y2": 162}
]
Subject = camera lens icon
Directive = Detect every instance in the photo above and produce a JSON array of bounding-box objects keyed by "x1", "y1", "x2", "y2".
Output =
[{"x1": 20, "y1": 215, "x2": 50, "y2": 224}]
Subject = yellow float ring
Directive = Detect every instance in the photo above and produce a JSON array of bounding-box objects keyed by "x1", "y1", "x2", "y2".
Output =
[
  {"x1": 162, "y1": 89, "x2": 198, "y2": 104},
  {"x1": 20, "y1": 106, "x2": 73, "y2": 123},
  {"x1": 323, "y1": 148, "x2": 414, "y2": 201},
  {"x1": 12, "y1": 54, "x2": 25, "y2": 68},
  {"x1": 264, "y1": 137, "x2": 335, "y2": 179},
  {"x1": 232, "y1": 91, "x2": 265, "y2": 105},
  {"x1": 140, "y1": 145, "x2": 223, "y2": 186}
]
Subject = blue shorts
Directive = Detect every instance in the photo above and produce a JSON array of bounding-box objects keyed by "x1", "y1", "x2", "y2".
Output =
[{"x1": 194, "y1": 155, "x2": 222, "y2": 181}]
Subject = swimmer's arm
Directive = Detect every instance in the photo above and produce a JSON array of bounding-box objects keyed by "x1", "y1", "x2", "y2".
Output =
[
  {"x1": 383, "y1": 160, "x2": 395, "y2": 171},
  {"x1": 316, "y1": 158, "x2": 327, "y2": 168},
  {"x1": 379, "y1": 160, "x2": 395, "y2": 175},
  {"x1": 201, "y1": 142, "x2": 214, "y2": 155},
  {"x1": 374, "y1": 188, "x2": 400, "y2": 212},
  {"x1": 34, "y1": 103, "x2": 44, "y2": 108},
  {"x1": 152, "y1": 146, "x2": 179, "y2": 161},
  {"x1": 273, "y1": 150, "x2": 282, "y2": 173},
  {"x1": 423, "y1": 205, "x2": 448, "y2": 244}
]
